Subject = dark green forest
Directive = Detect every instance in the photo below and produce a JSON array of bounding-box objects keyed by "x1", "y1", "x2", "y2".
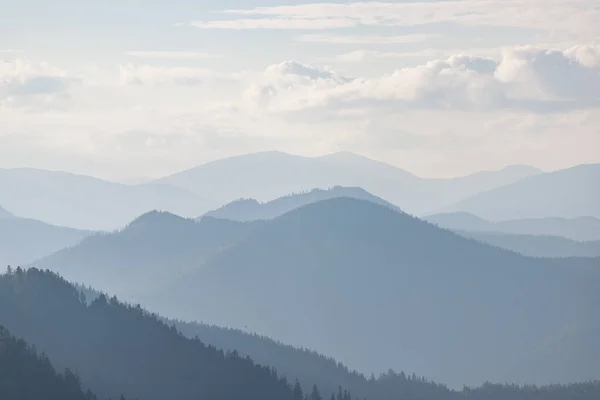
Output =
[
  {"x1": 0, "y1": 325, "x2": 97, "y2": 400},
  {"x1": 2, "y1": 267, "x2": 599, "y2": 400},
  {"x1": 0, "y1": 267, "x2": 319, "y2": 400}
]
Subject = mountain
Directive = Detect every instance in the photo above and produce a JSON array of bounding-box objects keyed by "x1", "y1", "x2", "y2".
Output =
[
  {"x1": 0, "y1": 168, "x2": 213, "y2": 230},
  {"x1": 203, "y1": 187, "x2": 400, "y2": 221},
  {"x1": 0, "y1": 325, "x2": 100, "y2": 400},
  {"x1": 135, "y1": 199, "x2": 600, "y2": 387},
  {"x1": 170, "y1": 320, "x2": 600, "y2": 400},
  {"x1": 0, "y1": 268, "x2": 322, "y2": 400},
  {"x1": 459, "y1": 231, "x2": 600, "y2": 258},
  {"x1": 427, "y1": 212, "x2": 600, "y2": 242},
  {"x1": 5, "y1": 270, "x2": 599, "y2": 400},
  {"x1": 0, "y1": 217, "x2": 91, "y2": 268},
  {"x1": 31, "y1": 212, "x2": 260, "y2": 302},
  {"x1": 156, "y1": 151, "x2": 541, "y2": 216},
  {"x1": 442, "y1": 164, "x2": 600, "y2": 220},
  {"x1": 0, "y1": 205, "x2": 14, "y2": 219},
  {"x1": 32, "y1": 198, "x2": 600, "y2": 386}
]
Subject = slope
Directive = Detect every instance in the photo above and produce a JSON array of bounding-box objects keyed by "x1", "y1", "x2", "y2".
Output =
[
  {"x1": 142, "y1": 198, "x2": 600, "y2": 387},
  {"x1": 31, "y1": 212, "x2": 261, "y2": 302},
  {"x1": 204, "y1": 187, "x2": 400, "y2": 221},
  {"x1": 0, "y1": 205, "x2": 15, "y2": 219},
  {"x1": 0, "y1": 268, "x2": 317, "y2": 400},
  {"x1": 427, "y1": 212, "x2": 600, "y2": 241},
  {"x1": 442, "y1": 164, "x2": 600, "y2": 220},
  {"x1": 0, "y1": 217, "x2": 91, "y2": 268},
  {"x1": 0, "y1": 325, "x2": 99, "y2": 400},
  {"x1": 460, "y1": 231, "x2": 600, "y2": 258},
  {"x1": 157, "y1": 151, "x2": 540, "y2": 216},
  {"x1": 0, "y1": 168, "x2": 212, "y2": 230}
]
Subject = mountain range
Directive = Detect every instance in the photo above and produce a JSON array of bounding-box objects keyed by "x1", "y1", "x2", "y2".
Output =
[
  {"x1": 0, "y1": 216, "x2": 91, "y2": 268},
  {"x1": 458, "y1": 231, "x2": 600, "y2": 258},
  {"x1": 5, "y1": 268, "x2": 599, "y2": 400},
  {"x1": 158, "y1": 151, "x2": 542, "y2": 217},
  {"x1": 31, "y1": 198, "x2": 600, "y2": 387},
  {"x1": 4, "y1": 153, "x2": 599, "y2": 231},
  {"x1": 442, "y1": 164, "x2": 600, "y2": 220},
  {"x1": 426, "y1": 212, "x2": 600, "y2": 242},
  {"x1": 0, "y1": 168, "x2": 211, "y2": 230},
  {"x1": 203, "y1": 186, "x2": 400, "y2": 221}
]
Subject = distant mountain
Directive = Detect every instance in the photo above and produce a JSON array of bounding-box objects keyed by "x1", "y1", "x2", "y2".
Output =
[
  {"x1": 0, "y1": 325, "x2": 100, "y2": 400},
  {"x1": 156, "y1": 151, "x2": 541, "y2": 216},
  {"x1": 31, "y1": 212, "x2": 260, "y2": 302},
  {"x1": 0, "y1": 168, "x2": 213, "y2": 230},
  {"x1": 0, "y1": 268, "x2": 316, "y2": 400},
  {"x1": 442, "y1": 164, "x2": 600, "y2": 220},
  {"x1": 427, "y1": 213, "x2": 600, "y2": 242},
  {"x1": 0, "y1": 205, "x2": 14, "y2": 219},
  {"x1": 203, "y1": 187, "x2": 400, "y2": 221},
  {"x1": 0, "y1": 217, "x2": 91, "y2": 268},
  {"x1": 460, "y1": 231, "x2": 600, "y2": 258},
  {"x1": 34, "y1": 198, "x2": 600, "y2": 386},
  {"x1": 135, "y1": 199, "x2": 598, "y2": 387}
]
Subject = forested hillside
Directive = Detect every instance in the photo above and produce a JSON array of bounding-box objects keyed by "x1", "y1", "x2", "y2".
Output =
[
  {"x1": 0, "y1": 268, "x2": 322, "y2": 400},
  {"x1": 0, "y1": 326, "x2": 99, "y2": 400}
]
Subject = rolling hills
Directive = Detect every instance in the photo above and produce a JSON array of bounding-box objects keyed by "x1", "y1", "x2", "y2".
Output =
[
  {"x1": 33, "y1": 198, "x2": 600, "y2": 387},
  {"x1": 427, "y1": 212, "x2": 600, "y2": 241},
  {"x1": 203, "y1": 187, "x2": 400, "y2": 221},
  {"x1": 157, "y1": 151, "x2": 541, "y2": 216},
  {"x1": 0, "y1": 168, "x2": 213, "y2": 230},
  {"x1": 459, "y1": 231, "x2": 600, "y2": 258},
  {"x1": 442, "y1": 164, "x2": 600, "y2": 220},
  {"x1": 0, "y1": 217, "x2": 91, "y2": 268},
  {"x1": 31, "y1": 212, "x2": 260, "y2": 302}
]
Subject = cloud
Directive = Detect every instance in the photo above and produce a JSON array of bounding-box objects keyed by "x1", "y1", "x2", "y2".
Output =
[
  {"x1": 0, "y1": 59, "x2": 77, "y2": 108},
  {"x1": 296, "y1": 34, "x2": 435, "y2": 44},
  {"x1": 242, "y1": 45, "x2": 600, "y2": 114},
  {"x1": 125, "y1": 51, "x2": 221, "y2": 60},
  {"x1": 192, "y1": 18, "x2": 354, "y2": 30},
  {"x1": 192, "y1": 0, "x2": 598, "y2": 39},
  {"x1": 119, "y1": 64, "x2": 244, "y2": 86},
  {"x1": 322, "y1": 48, "x2": 502, "y2": 63}
]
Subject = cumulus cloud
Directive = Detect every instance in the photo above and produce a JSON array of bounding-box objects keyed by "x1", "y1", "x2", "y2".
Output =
[{"x1": 242, "y1": 45, "x2": 600, "y2": 114}]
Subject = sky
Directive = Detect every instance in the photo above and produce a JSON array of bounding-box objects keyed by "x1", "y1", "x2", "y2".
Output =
[{"x1": 1, "y1": 0, "x2": 599, "y2": 182}]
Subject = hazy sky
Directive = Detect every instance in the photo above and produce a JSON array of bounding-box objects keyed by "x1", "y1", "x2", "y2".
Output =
[{"x1": 1, "y1": 0, "x2": 599, "y2": 181}]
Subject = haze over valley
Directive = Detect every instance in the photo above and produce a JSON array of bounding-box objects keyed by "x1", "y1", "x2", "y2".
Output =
[{"x1": 2, "y1": 0, "x2": 599, "y2": 399}]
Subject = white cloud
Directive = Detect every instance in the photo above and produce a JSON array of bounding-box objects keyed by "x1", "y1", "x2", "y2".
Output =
[
  {"x1": 0, "y1": 59, "x2": 77, "y2": 109},
  {"x1": 296, "y1": 34, "x2": 436, "y2": 44},
  {"x1": 118, "y1": 64, "x2": 244, "y2": 86},
  {"x1": 192, "y1": 18, "x2": 355, "y2": 30},
  {"x1": 194, "y1": 0, "x2": 599, "y2": 40},
  {"x1": 125, "y1": 51, "x2": 221, "y2": 60},
  {"x1": 242, "y1": 45, "x2": 600, "y2": 114},
  {"x1": 322, "y1": 48, "x2": 503, "y2": 63}
]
